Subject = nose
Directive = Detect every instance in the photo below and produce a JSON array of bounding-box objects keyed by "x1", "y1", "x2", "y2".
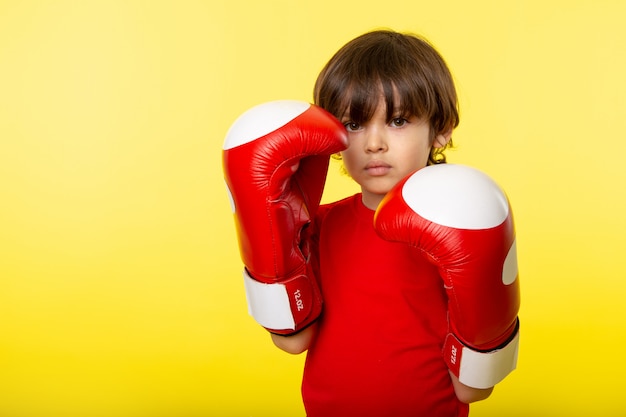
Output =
[{"x1": 364, "y1": 127, "x2": 387, "y2": 153}]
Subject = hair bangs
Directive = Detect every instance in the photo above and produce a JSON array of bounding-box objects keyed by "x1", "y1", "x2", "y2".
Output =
[
  {"x1": 338, "y1": 77, "x2": 430, "y2": 126},
  {"x1": 314, "y1": 29, "x2": 458, "y2": 143}
]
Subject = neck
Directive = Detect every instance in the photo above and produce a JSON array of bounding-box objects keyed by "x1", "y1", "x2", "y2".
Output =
[{"x1": 361, "y1": 191, "x2": 384, "y2": 211}]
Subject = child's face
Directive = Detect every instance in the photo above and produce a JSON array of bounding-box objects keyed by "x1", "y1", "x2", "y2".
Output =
[{"x1": 339, "y1": 99, "x2": 442, "y2": 210}]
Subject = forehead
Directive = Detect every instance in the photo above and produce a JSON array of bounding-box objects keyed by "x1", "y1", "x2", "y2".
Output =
[{"x1": 340, "y1": 82, "x2": 414, "y2": 121}]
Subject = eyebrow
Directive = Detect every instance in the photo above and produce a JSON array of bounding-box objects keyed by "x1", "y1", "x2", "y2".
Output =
[{"x1": 339, "y1": 105, "x2": 408, "y2": 122}]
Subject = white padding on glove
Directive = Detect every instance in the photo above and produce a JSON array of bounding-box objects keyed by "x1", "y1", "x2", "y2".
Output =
[
  {"x1": 458, "y1": 331, "x2": 520, "y2": 389},
  {"x1": 243, "y1": 269, "x2": 295, "y2": 331}
]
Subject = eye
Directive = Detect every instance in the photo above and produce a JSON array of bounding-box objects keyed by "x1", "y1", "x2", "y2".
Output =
[
  {"x1": 390, "y1": 117, "x2": 408, "y2": 127},
  {"x1": 343, "y1": 121, "x2": 361, "y2": 132}
]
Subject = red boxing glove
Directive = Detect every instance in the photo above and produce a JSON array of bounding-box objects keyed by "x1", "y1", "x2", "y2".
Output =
[
  {"x1": 223, "y1": 100, "x2": 348, "y2": 335},
  {"x1": 374, "y1": 164, "x2": 520, "y2": 388}
]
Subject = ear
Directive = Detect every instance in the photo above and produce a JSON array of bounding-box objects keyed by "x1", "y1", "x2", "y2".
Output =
[{"x1": 433, "y1": 129, "x2": 453, "y2": 148}]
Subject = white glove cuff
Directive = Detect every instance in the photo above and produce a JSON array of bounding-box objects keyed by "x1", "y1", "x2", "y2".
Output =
[
  {"x1": 451, "y1": 330, "x2": 520, "y2": 389},
  {"x1": 242, "y1": 269, "x2": 296, "y2": 331}
]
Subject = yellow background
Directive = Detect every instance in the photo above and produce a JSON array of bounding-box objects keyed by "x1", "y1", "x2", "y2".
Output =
[{"x1": 1, "y1": 0, "x2": 625, "y2": 416}]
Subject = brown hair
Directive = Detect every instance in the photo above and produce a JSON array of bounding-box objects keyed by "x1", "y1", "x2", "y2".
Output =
[{"x1": 314, "y1": 29, "x2": 459, "y2": 164}]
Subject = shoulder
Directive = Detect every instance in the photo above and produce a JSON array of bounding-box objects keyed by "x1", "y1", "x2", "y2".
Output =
[
  {"x1": 317, "y1": 194, "x2": 360, "y2": 222},
  {"x1": 311, "y1": 194, "x2": 360, "y2": 239}
]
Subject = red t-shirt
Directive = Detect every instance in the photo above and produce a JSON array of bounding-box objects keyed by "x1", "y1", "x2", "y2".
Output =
[{"x1": 301, "y1": 194, "x2": 469, "y2": 417}]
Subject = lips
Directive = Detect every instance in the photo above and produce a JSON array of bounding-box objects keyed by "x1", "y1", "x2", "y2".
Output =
[{"x1": 364, "y1": 160, "x2": 391, "y2": 176}]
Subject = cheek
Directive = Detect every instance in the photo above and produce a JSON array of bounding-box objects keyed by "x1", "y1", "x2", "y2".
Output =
[
  {"x1": 400, "y1": 142, "x2": 431, "y2": 167},
  {"x1": 419, "y1": 145, "x2": 432, "y2": 164},
  {"x1": 339, "y1": 148, "x2": 357, "y2": 165},
  {"x1": 338, "y1": 149, "x2": 360, "y2": 177}
]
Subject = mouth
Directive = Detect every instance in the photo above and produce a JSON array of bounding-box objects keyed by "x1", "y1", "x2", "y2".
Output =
[{"x1": 364, "y1": 160, "x2": 391, "y2": 176}]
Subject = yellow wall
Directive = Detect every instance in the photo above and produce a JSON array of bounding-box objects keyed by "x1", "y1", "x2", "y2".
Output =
[{"x1": 1, "y1": 0, "x2": 625, "y2": 416}]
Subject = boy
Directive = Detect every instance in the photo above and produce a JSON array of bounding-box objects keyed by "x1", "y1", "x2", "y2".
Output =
[{"x1": 223, "y1": 29, "x2": 520, "y2": 416}]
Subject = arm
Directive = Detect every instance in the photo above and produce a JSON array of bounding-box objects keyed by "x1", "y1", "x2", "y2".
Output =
[
  {"x1": 449, "y1": 371, "x2": 493, "y2": 404},
  {"x1": 270, "y1": 322, "x2": 318, "y2": 354},
  {"x1": 374, "y1": 164, "x2": 521, "y2": 389},
  {"x1": 222, "y1": 100, "x2": 347, "y2": 335}
]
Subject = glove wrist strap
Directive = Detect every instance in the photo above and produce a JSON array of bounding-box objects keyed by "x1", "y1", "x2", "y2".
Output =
[
  {"x1": 243, "y1": 268, "x2": 320, "y2": 335},
  {"x1": 443, "y1": 319, "x2": 520, "y2": 389}
]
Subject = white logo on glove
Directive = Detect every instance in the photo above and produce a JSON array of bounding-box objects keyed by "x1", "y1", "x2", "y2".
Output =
[
  {"x1": 450, "y1": 345, "x2": 458, "y2": 365},
  {"x1": 294, "y1": 289, "x2": 304, "y2": 312}
]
